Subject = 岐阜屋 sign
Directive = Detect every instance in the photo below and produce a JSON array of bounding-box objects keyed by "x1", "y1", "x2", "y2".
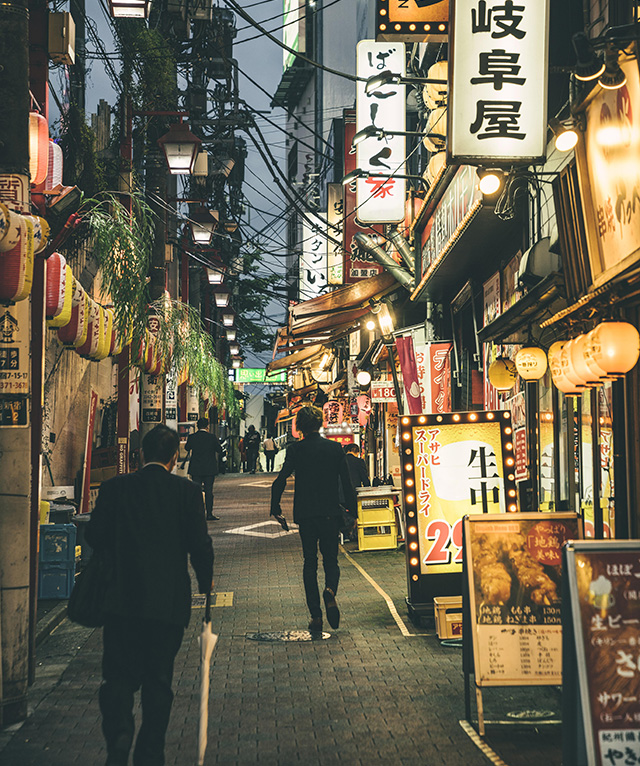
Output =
[{"x1": 448, "y1": 0, "x2": 549, "y2": 164}]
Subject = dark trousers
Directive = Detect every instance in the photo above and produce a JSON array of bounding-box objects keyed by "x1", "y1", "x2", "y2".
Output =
[
  {"x1": 265, "y1": 450, "x2": 276, "y2": 472},
  {"x1": 100, "y1": 616, "x2": 184, "y2": 766},
  {"x1": 246, "y1": 450, "x2": 259, "y2": 473},
  {"x1": 298, "y1": 516, "x2": 341, "y2": 619},
  {"x1": 190, "y1": 473, "x2": 215, "y2": 517}
]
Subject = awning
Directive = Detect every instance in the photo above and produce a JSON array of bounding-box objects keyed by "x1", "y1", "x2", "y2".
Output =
[
  {"x1": 289, "y1": 310, "x2": 370, "y2": 338},
  {"x1": 266, "y1": 343, "x2": 326, "y2": 373},
  {"x1": 291, "y1": 271, "x2": 397, "y2": 322}
]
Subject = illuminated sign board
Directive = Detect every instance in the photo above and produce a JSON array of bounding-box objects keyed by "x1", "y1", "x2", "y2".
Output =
[
  {"x1": 355, "y1": 40, "x2": 406, "y2": 224},
  {"x1": 234, "y1": 368, "x2": 287, "y2": 384},
  {"x1": 448, "y1": 0, "x2": 549, "y2": 164},
  {"x1": 375, "y1": 0, "x2": 449, "y2": 42},
  {"x1": 327, "y1": 183, "x2": 344, "y2": 285},
  {"x1": 300, "y1": 213, "x2": 328, "y2": 300},
  {"x1": 283, "y1": 0, "x2": 305, "y2": 71}
]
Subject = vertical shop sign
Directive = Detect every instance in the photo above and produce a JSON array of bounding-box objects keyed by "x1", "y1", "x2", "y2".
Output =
[
  {"x1": 327, "y1": 183, "x2": 344, "y2": 285},
  {"x1": 355, "y1": 41, "x2": 406, "y2": 224},
  {"x1": 483, "y1": 272, "x2": 501, "y2": 326},
  {"x1": 0, "y1": 298, "x2": 30, "y2": 426},
  {"x1": 400, "y1": 410, "x2": 518, "y2": 579},
  {"x1": 564, "y1": 541, "x2": 640, "y2": 766},
  {"x1": 395, "y1": 335, "x2": 423, "y2": 414},
  {"x1": 187, "y1": 384, "x2": 199, "y2": 422},
  {"x1": 165, "y1": 369, "x2": 178, "y2": 430},
  {"x1": 79, "y1": 389, "x2": 99, "y2": 514},
  {"x1": 343, "y1": 113, "x2": 385, "y2": 283},
  {"x1": 300, "y1": 213, "x2": 328, "y2": 299},
  {"x1": 141, "y1": 374, "x2": 163, "y2": 423},
  {"x1": 449, "y1": 0, "x2": 549, "y2": 164},
  {"x1": 412, "y1": 340, "x2": 452, "y2": 414}
]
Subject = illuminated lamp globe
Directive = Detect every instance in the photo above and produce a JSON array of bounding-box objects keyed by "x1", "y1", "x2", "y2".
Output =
[
  {"x1": 488, "y1": 357, "x2": 517, "y2": 391},
  {"x1": 569, "y1": 334, "x2": 602, "y2": 386},
  {"x1": 589, "y1": 321, "x2": 640, "y2": 376},
  {"x1": 478, "y1": 169, "x2": 502, "y2": 195},
  {"x1": 583, "y1": 328, "x2": 614, "y2": 381},
  {"x1": 514, "y1": 346, "x2": 547, "y2": 380},
  {"x1": 356, "y1": 370, "x2": 371, "y2": 387},
  {"x1": 548, "y1": 341, "x2": 583, "y2": 395},
  {"x1": 555, "y1": 126, "x2": 579, "y2": 152},
  {"x1": 560, "y1": 340, "x2": 588, "y2": 390},
  {"x1": 29, "y1": 112, "x2": 49, "y2": 186}
]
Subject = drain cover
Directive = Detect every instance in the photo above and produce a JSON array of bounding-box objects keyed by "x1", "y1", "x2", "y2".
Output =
[
  {"x1": 506, "y1": 709, "x2": 557, "y2": 720},
  {"x1": 247, "y1": 630, "x2": 331, "y2": 642}
]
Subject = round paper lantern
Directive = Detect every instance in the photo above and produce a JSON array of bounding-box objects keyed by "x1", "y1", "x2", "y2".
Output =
[
  {"x1": 588, "y1": 321, "x2": 640, "y2": 377},
  {"x1": 57, "y1": 293, "x2": 89, "y2": 347},
  {"x1": 515, "y1": 346, "x2": 548, "y2": 380},
  {"x1": 0, "y1": 202, "x2": 22, "y2": 252},
  {"x1": 71, "y1": 277, "x2": 85, "y2": 307},
  {"x1": 0, "y1": 218, "x2": 34, "y2": 303},
  {"x1": 46, "y1": 140, "x2": 63, "y2": 189},
  {"x1": 488, "y1": 357, "x2": 517, "y2": 390},
  {"x1": 76, "y1": 300, "x2": 101, "y2": 358},
  {"x1": 422, "y1": 106, "x2": 447, "y2": 152},
  {"x1": 582, "y1": 328, "x2": 612, "y2": 381},
  {"x1": 560, "y1": 339, "x2": 588, "y2": 389},
  {"x1": 29, "y1": 111, "x2": 49, "y2": 186},
  {"x1": 423, "y1": 61, "x2": 448, "y2": 109},
  {"x1": 548, "y1": 341, "x2": 584, "y2": 395},
  {"x1": 47, "y1": 263, "x2": 73, "y2": 328},
  {"x1": 425, "y1": 151, "x2": 446, "y2": 185},
  {"x1": 91, "y1": 307, "x2": 111, "y2": 361},
  {"x1": 569, "y1": 334, "x2": 602, "y2": 387}
]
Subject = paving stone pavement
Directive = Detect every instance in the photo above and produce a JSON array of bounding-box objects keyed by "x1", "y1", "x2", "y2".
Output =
[{"x1": 0, "y1": 473, "x2": 563, "y2": 766}]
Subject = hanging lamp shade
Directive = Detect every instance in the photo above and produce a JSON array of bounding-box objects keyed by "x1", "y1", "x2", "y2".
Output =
[
  {"x1": 157, "y1": 121, "x2": 201, "y2": 175},
  {"x1": 422, "y1": 106, "x2": 447, "y2": 152},
  {"x1": 47, "y1": 262, "x2": 74, "y2": 328},
  {"x1": 560, "y1": 340, "x2": 588, "y2": 390},
  {"x1": 423, "y1": 61, "x2": 448, "y2": 109},
  {"x1": 515, "y1": 346, "x2": 548, "y2": 381},
  {"x1": 75, "y1": 300, "x2": 101, "y2": 358},
  {"x1": 57, "y1": 292, "x2": 89, "y2": 347},
  {"x1": 569, "y1": 334, "x2": 602, "y2": 386},
  {"x1": 0, "y1": 218, "x2": 34, "y2": 303},
  {"x1": 588, "y1": 321, "x2": 640, "y2": 377},
  {"x1": 488, "y1": 356, "x2": 517, "y2": 391},
  {"x1": 46, "y1": 140, "x2": 63, "y2": 189},
  {"x1": 189, "y1": 207, "x2": 218, "y2": 244},
  {"x1": 548, "y1": 341, "x2": 584, "y2": 395},
  {"x1": 29, "y1": 112, "x2": 49, "y2": 186}
]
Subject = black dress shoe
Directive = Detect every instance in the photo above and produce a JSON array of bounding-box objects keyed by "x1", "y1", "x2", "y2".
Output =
[
  {"x1": 308, "y1": 617, "x2": 323, "y2": 632},
  {"x1": 323, "y1": 588, "x2": 340, "y2": 629},
  {"x1": 207, "y1": 514, "x2": 220, "y2": 521}
]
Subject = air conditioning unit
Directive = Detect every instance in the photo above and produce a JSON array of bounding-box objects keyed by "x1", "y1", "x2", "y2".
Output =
[{"x1": 48, "y1": 12, "x2": 76, "y2": 66}]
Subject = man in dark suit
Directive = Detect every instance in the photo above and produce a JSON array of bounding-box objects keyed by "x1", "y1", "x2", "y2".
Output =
[
  {"x1": 183, "y1": 417, "x2": 223, "y2": 520},
  {"x1": 270, "y1": 405, "x2": 357, "y2": 632},
  {"x1": 341, "y1": 443, "x2": 370, "y2": 541},
  {"x1": 86, "y1": 425, "x2": 214, "y2": 766}
]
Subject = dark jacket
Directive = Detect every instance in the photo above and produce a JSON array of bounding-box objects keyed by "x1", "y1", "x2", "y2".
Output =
[
  {"x1": 270, "y1": 432, "x2": 357, "y2": 524},
  {"x1": 85, "y1": 464, "x2": 214, "y2": 627},
  {"x1": 244, "y1": 430, "x2": 261, "y2": 454},
  {"x1": 346, "y1": 453, "x2": 370, "y2": 489},
  {"x1": 185, "y1": 429, "x2": 223, "y2": 476}
]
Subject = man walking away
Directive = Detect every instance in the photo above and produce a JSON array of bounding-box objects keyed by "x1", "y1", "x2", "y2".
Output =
[
  {"x1": 244, "y1": 424, "x2": 261, "y2": 474},
  {"x1": 262, "y1": 433, "x2": 278, "y2": 472},
  {"x1": 270, "y1": 405, "x2": 357, "y2": 632},
  {"x1": 341, "y1": 443, "x2": 370, "y2": 541},
  {"x1": 183, "y1": 417, "x2": 223, "y2": 520},
  {"x1": 86, "y1": 424, "x2": 214, "y2": 766}
]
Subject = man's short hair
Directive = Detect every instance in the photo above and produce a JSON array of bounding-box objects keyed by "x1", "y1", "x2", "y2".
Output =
[
  {"x1": 197, "y1": 417, "x2": 209, "y2": 430},
  {"x1": 344, "y1": 443, "x2": 359, "y2": 454},
  {"x1": 295, "y1": 405, "x2": 323, "y2": 436},
  {"x1": 142, "y1": 425, "x2": 180, "y2": 464}
]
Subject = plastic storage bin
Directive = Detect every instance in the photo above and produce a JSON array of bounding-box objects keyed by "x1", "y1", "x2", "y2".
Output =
[
  {"x1": 355, "y1": 487, "x2": 397, "y2": 551},
  {"x1": 39, "y1": 523, "x2": 77, "y2": 564},
  {"x1": 433, "y1": 596, "x2": 463, "y2": 639},
  {"x1": 38, "y1": 562, "x2": 75, "y2": 599}
]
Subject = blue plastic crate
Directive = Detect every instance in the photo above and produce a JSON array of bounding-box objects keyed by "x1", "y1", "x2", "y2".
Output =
[
  {"x1": 38, "y1": 562, "x2": 75, "y2": 600},
  {"x1": 39, "y1": 523, "x2": 77, "y2": 564}
]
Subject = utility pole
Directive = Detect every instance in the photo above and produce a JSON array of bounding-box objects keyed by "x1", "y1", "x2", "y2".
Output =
[{"x1": 0, "y1": 0, "x2": 32, "y2": 726}]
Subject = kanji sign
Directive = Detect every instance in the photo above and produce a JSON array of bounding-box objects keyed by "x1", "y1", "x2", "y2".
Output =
[
  {"x1": 0, "y1": 298, "x2": 29, "y2": 427},
  {"x1": 449, "y1": 0, "x2": 549, "y2": 164},
  {"x1": 371, "y1": 380, "x2": 397, "y2": 403},
  {"x1": 300, "y1": 213, "x2": 328, "y2": 299},
  {"x1": 355, "y1": 40, "x2": 406, "y2": 224},
  {"x1": 234, "y1": 368, "x2": 287, "y2": 384},
  {"x1": 375, "y1": 0, "x2": 449, "y2": 42}
]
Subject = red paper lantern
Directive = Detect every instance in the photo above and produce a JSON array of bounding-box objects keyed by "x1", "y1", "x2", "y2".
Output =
[
  {"x1": 75, "y1": 300, "x2": 101, "y2": 358},
  {"x1": 29, "y1": 112, "x2": 49, "y2": 186},
  {"x1": 47, "y1": 264, "x2": 73, "y2": 328},
  {"x1": 46, "y1": 140, "x2": 63, "y2": 189},
  {"x1": 0, "y1": 218, "x2": 34, "y2": 303},
  {"x1": 45, "y1": 252, "x2": 65, "y2": 316},
  {"x1": 57, "y1": 293, "x2": 89, "y2": 347}
]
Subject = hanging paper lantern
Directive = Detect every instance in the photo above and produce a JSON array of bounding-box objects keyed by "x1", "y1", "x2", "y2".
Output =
[
  {"x1": 488, "y1": 356, "x2": 517, "y2": 391},
  {"x1": 29, "y1": 111, "x2": 49, "y2": 186},
  {"x1": 47, "y1": 264, "x2": 73, "y2": 328},
  {"x1": 46, "y1": 140, "x2": 63, "y2": 189},
  {"x1": 588, "y1": 321, "x2": 640, "y2": 377},
  {"x1": 90, "y1": 307, "x2": 111, "y2": 361},
  {"x1": 356, "y1": 394, "x2": 372, "y2": 427},
  {"x1": 560, "y1": 340, "x2": 588, "y2": 390},
  {"x1": 0, "y1": 218, "x2": 34, "y2": 303},
  {"x1": 423, "y1": 61, "x2": 448, "y2": 109},
  {"x1": 71, "y1": 277, "x2": 85, "y2": 307},
  {"x1": 0, "y1": 202, "x2": 22, "y2": 252},
  {"x1": 425, "y1": 151, "x2": 446, "y2": 185},
  {"x1": 422, "y1": 106, "x2": 447, "y2": 152},
  {"x1": 57, "y1": 292, "x2": 89, "y2": 347},
  {"x1": 569, "y1": 334, "x2": 602, "y2": 387},
  {"x1": 548, "y1": 341, "x2": 584, "y2": 395},
  {"x1": 75, "y1": 300, "x2": 101, "y2": 358},
  {"x1": 514, "y1": 346, "x2": 548, "y2": 381}
]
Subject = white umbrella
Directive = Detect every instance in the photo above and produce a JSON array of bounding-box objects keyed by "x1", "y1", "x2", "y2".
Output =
[{"x1": 197, "y1": 591, "x2": 218, "y2": 766}]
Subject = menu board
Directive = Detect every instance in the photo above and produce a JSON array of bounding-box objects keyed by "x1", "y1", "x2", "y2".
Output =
[
  {"x1": 465, "y1": 512, "x2": 581, "y2": 686},
  {"x1": 565, "y1": 541, "x2": 640, "y2": 766}
]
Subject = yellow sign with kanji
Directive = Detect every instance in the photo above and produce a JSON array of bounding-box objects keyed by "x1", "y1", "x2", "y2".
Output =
[{"x1": 376, "y1": 0, "x2": 449, "y2": 42}]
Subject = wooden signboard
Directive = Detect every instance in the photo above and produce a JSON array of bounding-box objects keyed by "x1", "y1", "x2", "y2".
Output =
[{"x1": 563, "y1": 540, "x2": 640, "y2": 766}]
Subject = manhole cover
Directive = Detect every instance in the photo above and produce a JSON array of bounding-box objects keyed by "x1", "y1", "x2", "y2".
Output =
[
  {"x1": 506, "y1": 709, "x2": 557, "y2": 720},
  {"x1": 247, "y1": 630, "x2": 331, "y2": 642}
]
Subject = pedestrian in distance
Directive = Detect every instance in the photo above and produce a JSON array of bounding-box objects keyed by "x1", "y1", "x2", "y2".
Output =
[
  {"x1": 341, "y1": 442, "x2": 370, "y2": 541},
  {"x1": 182, "y1": 417, "x2": 223, "y2": 520},
  {"x1": 270, "y1": 404, "x2": 357, "y2": 633},
  {"x1": 239, "y1": 435, "x2": 247, "y2": 473},
  {"x1": 244, "y1": 424, "x2": 261, "y2": 474},
  {"x1": 86, "y1": 424, "x2": 214, "y2": 766},
  {"x1": 262, "y1": 432, "x2": 278, "y2": 472}
]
